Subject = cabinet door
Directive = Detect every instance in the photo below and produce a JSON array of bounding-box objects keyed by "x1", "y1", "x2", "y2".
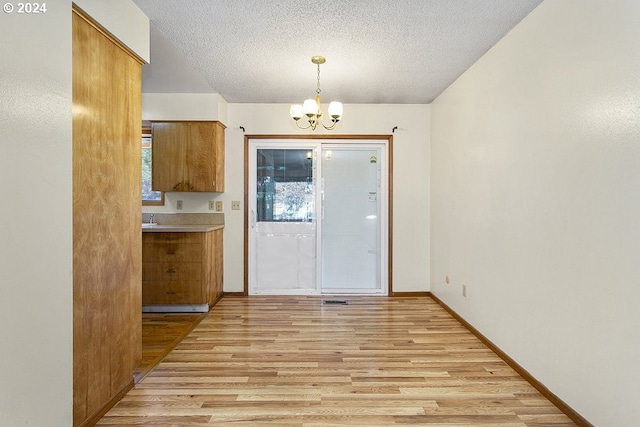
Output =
[
  {"x1": 184, "y1": 122, "x2": 217, "y2": 191},
  {"x1": 166, "y1": 261, "x2": 203, "y2": 304},
  {"x1": 151, "y1": 122, "x2": 187, "y2": 191},
  {"x1": 151, "y1": 121, "x2": 225, "y2": 192},
  {"x1": 142, "y1": 232, "x2": 206, "y2": 304}
]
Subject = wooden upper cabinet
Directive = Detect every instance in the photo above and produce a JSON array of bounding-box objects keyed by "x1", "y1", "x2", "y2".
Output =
[{"x1": 152, "y1": 121, "x2": 225, "y2": 192}]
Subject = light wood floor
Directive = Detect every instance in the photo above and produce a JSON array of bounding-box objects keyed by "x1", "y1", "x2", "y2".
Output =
[
  {"x1": 134, "y1": 312, "x2": 206, "y2": 382},
  {"x1": 99, "y1": 296, "x2": 577, "y2": 426}
]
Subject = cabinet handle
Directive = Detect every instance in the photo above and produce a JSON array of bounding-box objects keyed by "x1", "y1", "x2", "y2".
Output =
[
  {"x1": 166, "y1": 291, "x2": 176, "y2": 295},
  {"x1": 166, "y1": 250, "x2": 176, "y2": 255},
  {"x1": 166, "y1": 268, "x2": 176, "y2": 273}
]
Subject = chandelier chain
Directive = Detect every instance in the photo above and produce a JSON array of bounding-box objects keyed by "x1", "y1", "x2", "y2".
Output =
[{"x1": 316, "y1": 63, "x2": 321, "y2": 95}]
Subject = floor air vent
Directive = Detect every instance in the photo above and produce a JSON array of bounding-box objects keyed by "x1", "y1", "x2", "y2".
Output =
[{"x1": 323, "y1": 300, "x2": 348, "y2": 305}]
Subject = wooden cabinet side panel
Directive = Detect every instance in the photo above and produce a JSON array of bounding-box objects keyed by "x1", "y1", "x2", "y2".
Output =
[
  {"x1": 214, "y1": 229, "x2": 224, "y2": 301},
  {"x1": 203, "y1": 231, "x2": 215, "y2": 304},
  {"x1": 213, "y1": 122, "x2": 225, "y2": 191},
  {"x1": 152, "y1": 123, "x2": 186, "y2": 191},
  {"x1": 72, "y1": 10, "x2": 141, "y2": 427}
]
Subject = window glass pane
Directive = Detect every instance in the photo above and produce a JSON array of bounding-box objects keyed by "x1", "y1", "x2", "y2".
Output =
[
  {"x1": 142, "y1": 133, "x2": 162, "y2": 203},
  {"x1": 256, "y1": 149, "x2": 314, "y2": 222}
]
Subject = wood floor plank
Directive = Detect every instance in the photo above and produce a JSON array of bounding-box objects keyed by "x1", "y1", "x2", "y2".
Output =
[
  {"x1": 135, "y1": 312, "x2": 205, "y2": 382},
  {"x1": 98, "y1": 296, "x2": 577, "y2": 426}
]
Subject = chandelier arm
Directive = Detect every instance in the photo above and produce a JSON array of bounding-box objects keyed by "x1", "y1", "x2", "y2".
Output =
[
  {"x1": 321, "y1": 120, "x2": 338, "y2": 131},
  {"x1": 298, "y1": 114, "x2": 338, "y2": 131},
  {"x1": 294, "y1": 120, "x2": 312, "y2": 130}
]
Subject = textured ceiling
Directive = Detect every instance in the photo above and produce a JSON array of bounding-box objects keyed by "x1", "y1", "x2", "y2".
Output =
[{"x1": 132, "y1": 0, "x2": 543, "y2": 104}]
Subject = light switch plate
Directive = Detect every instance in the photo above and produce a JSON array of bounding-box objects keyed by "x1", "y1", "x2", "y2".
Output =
[{"x1": 215, "y1": 201, "x2": 223, "y2": 212}]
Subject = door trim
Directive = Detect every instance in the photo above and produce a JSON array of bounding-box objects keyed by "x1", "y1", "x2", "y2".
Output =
[{"x1": 244, "y1": 134, "x2": 393, "y2": 296}]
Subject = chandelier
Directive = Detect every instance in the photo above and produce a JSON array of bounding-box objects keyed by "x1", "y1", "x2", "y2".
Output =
[{"x1": 289, "y1": 56, "x2": 343, "y2": 130}]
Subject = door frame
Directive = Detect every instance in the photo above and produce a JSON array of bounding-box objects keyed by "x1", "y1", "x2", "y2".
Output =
[{"x1": 244, "y1": 134, "x2": 393, "y2": 296}]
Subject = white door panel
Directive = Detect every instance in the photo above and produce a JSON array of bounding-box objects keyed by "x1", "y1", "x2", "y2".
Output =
[
  {"x1": 321, "y1": 146, "x2": 385, "y2": 294},
  {"x1": 253, "y1": 222, "x2": 316, "y2": 294}
]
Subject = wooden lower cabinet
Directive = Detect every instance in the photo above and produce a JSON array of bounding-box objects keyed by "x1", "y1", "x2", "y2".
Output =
[{"x1": 143, "y1": 229, "x2": 223, "y2": 307}]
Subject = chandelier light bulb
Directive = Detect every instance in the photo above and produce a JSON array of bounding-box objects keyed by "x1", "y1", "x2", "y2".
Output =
[
  {"x1": 303, "y1": 99, "x2": 317, "y2": 117},
  {"x1": 289, "y1": 104, "x2": 303, "y2": 120},
  {"x1": 328, "y1": 101, "x2": 343, "y2": 119}
]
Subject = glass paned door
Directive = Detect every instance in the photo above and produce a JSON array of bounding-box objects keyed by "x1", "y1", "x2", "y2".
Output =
[
  {"x1": 248, "y1": 139, "x2": 388, "y2": 296},
  {"x1": 249, "y1": 145, "x2": 319, "y2": 294}
]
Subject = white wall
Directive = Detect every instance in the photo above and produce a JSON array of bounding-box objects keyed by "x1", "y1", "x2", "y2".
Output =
[
  {"x1": 142, "y1": 99, "x2": 430, "y2": 293},
  {"x1": 142, "y1": 93, "x2": 228, "y2": 123},
  {"x1": 74, "y1": 0, "x2": 150, "y2": 62},
  {"x1": 430, "y1": 1, "x2": 640, "y2": 425},
  {"x1": 0, "y1": 3, "x2": 73, "y2": 425},
  {"x1": 0, "y1": 2, "x2": 148, "y2": 425}
]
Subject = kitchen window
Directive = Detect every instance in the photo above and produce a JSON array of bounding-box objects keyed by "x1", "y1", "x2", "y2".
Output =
[{"x1": 142, "y1": 129, "x2": 164, "y2": 205}]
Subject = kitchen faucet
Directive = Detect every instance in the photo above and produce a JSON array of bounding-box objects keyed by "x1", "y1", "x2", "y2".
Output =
[{"x1": 149, "y1": 214, "x2": 154, "y2": 224}]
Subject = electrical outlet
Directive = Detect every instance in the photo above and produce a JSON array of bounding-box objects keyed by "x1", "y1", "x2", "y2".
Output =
[
  {"x1": 462, "y1": 284, "x2": 467, "y2": 297},
  {"x1": 208, "y1": 200, "x2": 215, "y2": 210},
  {"x1": 231, "y1": 201, "x2": 241, "y2": 210},
  {"x1": 215, "y1": 201, "x2": 223, "y2": 212},
  {"x1": 176, "y1": 200, "x2": 183, "y2": 210}
]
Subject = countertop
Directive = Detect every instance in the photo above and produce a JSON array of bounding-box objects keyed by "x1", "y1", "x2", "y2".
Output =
[{"x1": 142, "y1": 224, "x2": 224, "y2": 233}]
